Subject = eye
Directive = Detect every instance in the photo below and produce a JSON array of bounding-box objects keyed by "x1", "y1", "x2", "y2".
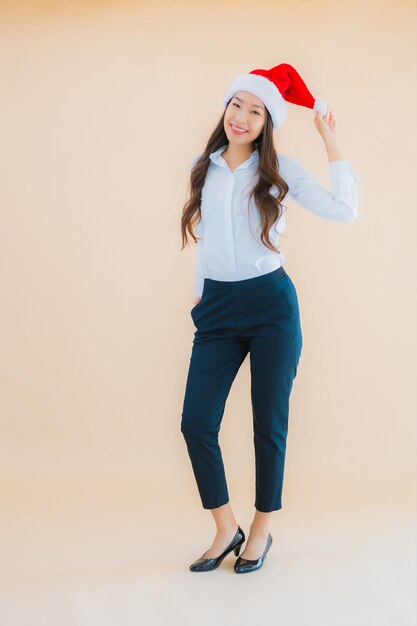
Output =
[{"x1": 232, "y1": 103, "x2": 260, "y2": 115}]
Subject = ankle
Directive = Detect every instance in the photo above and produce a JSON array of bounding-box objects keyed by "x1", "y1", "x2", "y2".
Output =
[
  {"x1": 216, "y1": 521, "x2": 238, "y2": 535},
  {"x1": 249, "y1": 522, "x2": 269, "y2": 536}
]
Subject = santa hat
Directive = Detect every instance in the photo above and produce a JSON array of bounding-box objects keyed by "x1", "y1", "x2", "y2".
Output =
[{"x1": 222, "y1": 62, "x2": 327, "y2": 129}]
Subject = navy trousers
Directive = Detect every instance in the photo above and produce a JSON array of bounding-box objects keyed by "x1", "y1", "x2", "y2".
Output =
[{"x1": 180, "y1": 266, "x2": 303, "y2": 513}]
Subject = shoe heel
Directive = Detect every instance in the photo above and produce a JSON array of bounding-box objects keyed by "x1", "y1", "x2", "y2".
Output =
[{"x1": 233, "y1": 543, "x2": 242, "y2": 556}]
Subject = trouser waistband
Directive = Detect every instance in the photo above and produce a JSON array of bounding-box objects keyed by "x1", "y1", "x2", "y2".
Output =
[{"x1": 203, "y1": 266, "x2": 287, "y2": 292}]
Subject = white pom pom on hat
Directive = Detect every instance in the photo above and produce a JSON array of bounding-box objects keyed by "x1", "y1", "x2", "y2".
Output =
[{"x1": 222, "y1": 62, "x2": 328, "y2": 129}]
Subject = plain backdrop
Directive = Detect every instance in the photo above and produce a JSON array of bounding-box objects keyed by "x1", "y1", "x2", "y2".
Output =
[{"x1": 0, "y1": 2, "x2": 415, "y2": 625}]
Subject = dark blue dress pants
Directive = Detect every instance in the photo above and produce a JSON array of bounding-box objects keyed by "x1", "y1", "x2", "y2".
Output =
[{"x1": 180, "y1": 266, "x2": 303, "y2": 512}]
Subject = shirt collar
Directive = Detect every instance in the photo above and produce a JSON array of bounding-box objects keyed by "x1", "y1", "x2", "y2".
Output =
[{"x1": 209, "y1": 144, "x2": 259, "y2": 171}]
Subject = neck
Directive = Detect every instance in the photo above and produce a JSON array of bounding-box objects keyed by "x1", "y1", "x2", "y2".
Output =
[{"x1": 223, "y1": 142, "x2": 255, "y2": 160}]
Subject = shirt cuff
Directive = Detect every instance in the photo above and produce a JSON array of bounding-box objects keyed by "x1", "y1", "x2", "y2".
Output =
[
  {"x1": 329, "y1": 160, "x2": 358, "y2": 183},
  {"x1": 329, "y1": 161, "x2": 359, "y2": 221}
]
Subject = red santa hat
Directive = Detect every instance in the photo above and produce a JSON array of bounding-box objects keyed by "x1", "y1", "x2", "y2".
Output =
[{"x1": 222, "y1": 62, "x2": 328, "y2": 129}]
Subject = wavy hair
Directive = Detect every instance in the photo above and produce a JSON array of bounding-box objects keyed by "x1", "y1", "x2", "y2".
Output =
[{"x1": 180, "y1": 101, "x2": 289, "y2": 252}]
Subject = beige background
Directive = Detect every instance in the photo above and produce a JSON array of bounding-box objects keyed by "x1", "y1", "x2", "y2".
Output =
[{"x1": 0, "y1": 1, "x2": 415, "y2": 625}]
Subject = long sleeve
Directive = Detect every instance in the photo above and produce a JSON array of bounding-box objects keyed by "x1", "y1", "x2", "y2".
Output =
[
  {"x1": 194, "y1": 218, "x2": 205, "y2": 297},
  {"x1": 189, "y1": 152, "x2": 205, "y2": 296},
  {"x1": 279, "y1": 153, "x2": 359, "y2": 223},
  {"x1": 195, "y1": 237, "x2": 205, "y2": 297}
]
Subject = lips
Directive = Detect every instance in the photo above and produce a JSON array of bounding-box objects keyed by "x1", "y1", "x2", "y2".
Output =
[{"x1": 230, "y1": 123, "x2": 249, "y2": 135}]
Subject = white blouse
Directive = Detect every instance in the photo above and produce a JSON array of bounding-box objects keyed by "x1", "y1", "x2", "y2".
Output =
[{"x1": 191, "y1": 144, "x2": 358, "y2": 297}]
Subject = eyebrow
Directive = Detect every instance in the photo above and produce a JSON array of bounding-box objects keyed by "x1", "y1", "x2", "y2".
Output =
[{"x1": 233, "y1": 95, "x2": 265, "y2": 110}]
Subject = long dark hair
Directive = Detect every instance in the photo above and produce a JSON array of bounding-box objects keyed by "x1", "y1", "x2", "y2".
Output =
[{"x1": 180, "y1": 100, "x2": 289, "y2": 252}]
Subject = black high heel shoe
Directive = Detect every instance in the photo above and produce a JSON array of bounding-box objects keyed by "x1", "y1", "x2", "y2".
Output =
[
  {"x1": 234, "y1": 532, "x2": 273, "y2": 573},
  {"x1": 189, "y1": 525, "x2": 246, "y2": 572}
]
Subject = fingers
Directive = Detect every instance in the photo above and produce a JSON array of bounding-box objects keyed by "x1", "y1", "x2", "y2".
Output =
[
  {"x1": 328, "y1": 108, "x2": 336, "y2": 128},
  {"x1": 316, "y1": 107, "x2": 336, "y2": 126}
]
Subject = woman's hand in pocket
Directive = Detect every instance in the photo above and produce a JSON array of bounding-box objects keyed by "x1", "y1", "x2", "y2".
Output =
[{"x1": 192, "y1": 296, "x2": 202, "y2": 307}]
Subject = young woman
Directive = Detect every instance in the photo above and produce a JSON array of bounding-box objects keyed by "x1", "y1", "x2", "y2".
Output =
[{"x1": 180, "y1": 63, "x2": 358, "y2": 574}]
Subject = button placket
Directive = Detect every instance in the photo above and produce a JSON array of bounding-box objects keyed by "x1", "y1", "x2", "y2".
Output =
[{"x1": 224, "y1": 172, "x2": 236, "y2": 277}]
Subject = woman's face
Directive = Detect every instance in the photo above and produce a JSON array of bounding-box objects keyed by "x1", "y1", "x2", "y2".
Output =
[{"x1": 224, "y1": 91, "x2": 266, "y2": 145}]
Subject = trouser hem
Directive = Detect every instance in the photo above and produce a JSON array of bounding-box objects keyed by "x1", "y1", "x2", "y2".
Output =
[
  {"x1": 202, "y1": 498, "x2": 230, "y2": 510},
  {"x1": 255, "y1": 503, "x2": 282, "y2": 513}
]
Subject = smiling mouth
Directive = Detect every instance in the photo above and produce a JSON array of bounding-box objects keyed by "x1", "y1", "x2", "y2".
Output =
[{"x1": 230, "y1": 124, "x2": 249, "y2": 134}]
